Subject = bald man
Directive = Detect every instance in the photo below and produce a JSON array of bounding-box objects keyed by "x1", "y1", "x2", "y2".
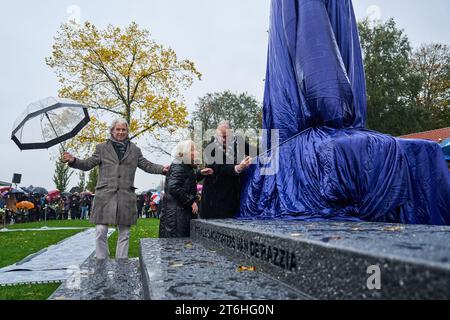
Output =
[{"x1": 200, "y1": 121, "x2": 254, "y2": 219}]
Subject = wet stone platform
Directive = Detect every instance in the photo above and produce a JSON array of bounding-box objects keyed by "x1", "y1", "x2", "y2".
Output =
[
  {"x1": 0, "y1": 228, "x2": 113, "y2": 286},
  {"x1": 49, "y1": 254, "x2": 143, "y2": 300},
  {"x1": 46, "y1": 220, "x2": 450, "y2": 300},
  {"x1": 190, "y1": 219, "x2": 450, "y2": 299},
  {"x1": 139, "y1": 238, "x2": 310, "y2": 300}
]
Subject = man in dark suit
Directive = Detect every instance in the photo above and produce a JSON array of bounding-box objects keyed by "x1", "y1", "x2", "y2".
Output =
[{"x1": 200, "y1": 121, "x2": 254, "y2": 219}]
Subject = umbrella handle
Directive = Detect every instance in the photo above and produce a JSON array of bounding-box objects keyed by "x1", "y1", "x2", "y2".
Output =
[{"x1": 45, "y1": 112, "x2": 66, "y2": 152}]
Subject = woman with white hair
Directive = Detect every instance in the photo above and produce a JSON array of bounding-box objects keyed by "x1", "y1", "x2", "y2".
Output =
[{"x1": 159, "y1": 140, "x2": 213, "y2": 237}]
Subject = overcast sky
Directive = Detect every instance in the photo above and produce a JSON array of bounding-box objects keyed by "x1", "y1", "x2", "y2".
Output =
[{"x1": 1, "y1": 0, "x2": 449, "y2": 191}]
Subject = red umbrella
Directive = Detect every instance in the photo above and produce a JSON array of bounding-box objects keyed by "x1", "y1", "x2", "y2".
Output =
[
  {"x1": 0, "y1": 186, "x2": 11, "y2": 193},
  {"x1": 48, "y1": 190, "x2": 60, "y2": 197},
  {"x1": 46, "y1": 190, "x2": 61, "y2": 202}
]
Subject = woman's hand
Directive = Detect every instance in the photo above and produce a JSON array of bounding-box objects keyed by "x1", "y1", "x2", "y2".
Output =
[
  {"x1": 200, "y1": 168, "x2": 214, "y2": 176},
  {"x1": 191, "y1": 202, "x2": 199, "y2": 215}
]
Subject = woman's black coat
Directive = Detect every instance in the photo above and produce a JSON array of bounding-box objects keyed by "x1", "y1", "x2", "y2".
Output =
[{"x1": 159, "y1": 163, "x2": 202, "y2": 237}]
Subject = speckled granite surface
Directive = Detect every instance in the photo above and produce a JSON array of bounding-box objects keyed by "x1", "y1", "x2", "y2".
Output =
[
  {"x1": 191, "y1": 219, "x2": 450, "y2": 299},
  {"x1": 140, "y1": 238, "x2": 310, "y2": 300},
  {"x1": 49, "y1": 255, "x2": 143, "y2": 300}
]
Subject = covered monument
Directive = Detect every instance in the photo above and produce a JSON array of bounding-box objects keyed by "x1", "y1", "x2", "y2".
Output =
[{"x1": 238, "y1": 0, "x2": 450, "y2": 225}]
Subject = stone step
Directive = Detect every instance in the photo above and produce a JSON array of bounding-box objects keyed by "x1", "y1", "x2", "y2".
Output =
[
  {"x1": 48, "y1": 254, "x2": 143, "y2": 300},
  {"x1": 139, "y1": 238, "x2": 310, "y2": 300},
  {"x1": 190, "y1": 219, "x2": 450, "y2": 300}
]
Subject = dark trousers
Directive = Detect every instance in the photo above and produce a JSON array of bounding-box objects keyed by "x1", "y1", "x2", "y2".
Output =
[{"x1": 71, "y1": 207, "x2": 80, "y2": 219}]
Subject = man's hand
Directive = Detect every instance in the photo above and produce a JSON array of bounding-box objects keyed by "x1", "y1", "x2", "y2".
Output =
[
  {"x1": 235, "y1": 156, "x2": 252, "y2": 173},
  {"x1": 200, "y1": 168, "x2": 214, "y2": 176},
  {"x1": 162, "y1": 164, "x2": 170, "y2": 175},
  {"x1": 62, "y1": 152, "x2": 75, "y2": 164},
  {"x1": 191, "y1": 202, "x2": 199, "y2": 215}
]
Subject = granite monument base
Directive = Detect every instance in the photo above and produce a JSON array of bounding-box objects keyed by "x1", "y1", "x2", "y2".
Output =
[
  {"x1": 49, "y1": 219, "x2": 450, "y2": 300},
  {"x1": 190, "y1": 219, "x2": 450, "y2": 299},
  {"x1": 139, "y1": 238, "x2": 309, "y2": 300},
  {"x1": 49, "y1": 254, "x2": 143, "y2": 300}
]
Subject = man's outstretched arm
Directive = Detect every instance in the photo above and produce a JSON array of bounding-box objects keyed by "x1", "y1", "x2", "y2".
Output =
[
  {"x1": 63, "y1": 145, "x2": 101, "y2": 171},
  {"x1": 137, "y1": 148, "x2": 167, "y2": 175}
]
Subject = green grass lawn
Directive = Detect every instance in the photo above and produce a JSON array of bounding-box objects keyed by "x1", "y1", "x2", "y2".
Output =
[
  {"x1": 0, "y1": 227, "x2": 87, "y2": 301},
  {"x1": 0, "y1": 283, "x2": 61, "y2": 300},
  {"x1": 0, "y1": 218, "x2": 160, "y2": 300},
  {"x1": 5, "y1": 219, "x2": 94, "y2": 229},
  {"x1": 0, "y1": 229, "x2": 85, "y2": 268}
]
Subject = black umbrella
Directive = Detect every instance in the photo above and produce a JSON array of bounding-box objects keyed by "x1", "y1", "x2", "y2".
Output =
[
  {"x1": 19, "y1": 186, "x2": 33, "y2": 194},
  {"x1": 69, "y1": 186, "x2": 82, "y2": 194},
  {"x1": 11, "y1": 97, "x2": 90, "y2": 151},
  {"x1": 32, "y1": 187, "x2": 48, "y2": 195},
  {"x1": 9, "y1": 188, "x2": 25, "y2": 195}
]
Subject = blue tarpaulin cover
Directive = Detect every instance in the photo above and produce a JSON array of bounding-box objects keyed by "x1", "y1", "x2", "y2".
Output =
[{"x1": 238, "y1": 0, "x2": 450, "y2": 225}]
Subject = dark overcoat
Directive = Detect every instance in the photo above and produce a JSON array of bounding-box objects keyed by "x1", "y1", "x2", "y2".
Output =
[{"x1": 200, "y1": 137, "x2": 253, "y2": 219}]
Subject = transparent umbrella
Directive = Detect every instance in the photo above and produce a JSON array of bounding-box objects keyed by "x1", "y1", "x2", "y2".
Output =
[{"x1": 11, "y1": 97, "x2": 90, "y2": 151}]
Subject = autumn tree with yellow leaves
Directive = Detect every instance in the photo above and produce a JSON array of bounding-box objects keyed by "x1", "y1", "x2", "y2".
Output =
[{"x1": 46, "y1": 21, "x2": 201, "y2": 154}]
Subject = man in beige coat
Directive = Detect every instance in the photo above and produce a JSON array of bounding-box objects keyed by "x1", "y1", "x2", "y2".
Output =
[{"x1": 63, "y1": 118, "x2": 168, "y2": 259}]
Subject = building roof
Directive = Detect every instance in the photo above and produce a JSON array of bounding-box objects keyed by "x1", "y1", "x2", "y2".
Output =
[{"x1": 399, "y1": 127, "x2": 450, "y2": 143}]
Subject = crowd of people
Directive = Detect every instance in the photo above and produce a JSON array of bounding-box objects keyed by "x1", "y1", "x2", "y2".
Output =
[
  {"x1": 136, "y1": 192, "x2": 164, "y2": 219},
  {"x1": 0, "y1": 189, "x2": 167, "y2": 225},
  {"x1": 0, "y1": 191, "x2": 94, "y2": 224}
]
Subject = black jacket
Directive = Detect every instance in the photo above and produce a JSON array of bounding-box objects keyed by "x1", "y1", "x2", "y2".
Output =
[
  {"x1": 200, "y1": 136, "x2": 254, "y2": 219},
  {"x1": 159, "y1": 163, "x2": 202, "y2": 237},
  {"x1": 70, "y1": 195, "x2": 80, "y2": 209}
]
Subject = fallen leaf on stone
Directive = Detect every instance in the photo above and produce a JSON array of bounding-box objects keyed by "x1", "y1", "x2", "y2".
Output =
[
  {"x1": 237, "y1": 266, "x2": 256, "y2": 272},
  {"x1": 184, "y1": 242, "x2": 193, "y2": 249},
  {"x1": 169, "y1": 262, "x2": 184, "y2": 268},
  {"x1": 321, "y1": 235, "x2": 342, "y2": 242},
  {"x1": 383, "y1": 226, "x2": 404, "y2": 232}
]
